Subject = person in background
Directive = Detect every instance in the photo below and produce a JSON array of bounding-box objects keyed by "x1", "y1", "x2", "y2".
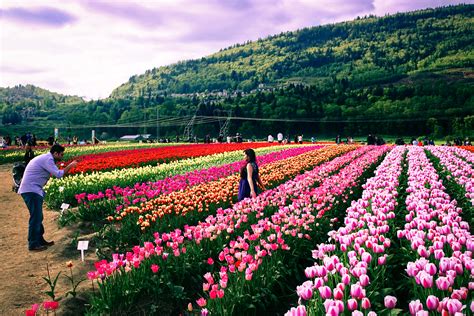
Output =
[
  {"x1": 18, "y1": 144, "x2": 78, "y2": 251},
  {"x1": 47, "y1": 135, "x2": 54, "y2": 146},
  {"x1": 20, "y1": 134, "x2": 28, "y2": 147},
  {"x1": 236, "y1": 133, "x2": 242, "y2": 143},
  {"x1": 395, "y1": 138, "x2": 405, "y2": 145},
  {"x1": 277, "y1": 132, "x2": 283, "y2": 144},
  {"x1": 5, "y1": 135, "x2": 12, "y2": 146},
  {"x1": 367, "y1": 134, "x2": 375, "y2": 145},
  {"x1": 238, "y1": 148, "x2": 266, "y2": 201},
  {"x1": 24, "y1": 142, "x2": 35, "y2": 165}
]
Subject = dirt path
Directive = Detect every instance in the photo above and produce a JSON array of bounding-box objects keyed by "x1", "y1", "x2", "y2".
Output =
[{"x1": 0, "y1": 164, "x2": 95, "y2": 315}]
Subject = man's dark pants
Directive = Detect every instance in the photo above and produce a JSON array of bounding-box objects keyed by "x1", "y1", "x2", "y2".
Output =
[{"x1": 21, "y1": 192, "x2": 45, "y2": 249}]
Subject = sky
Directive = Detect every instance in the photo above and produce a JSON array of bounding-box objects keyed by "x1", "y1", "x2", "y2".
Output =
[{"x1": 0, "y1": 0, "x2": 470, "y2": 100}]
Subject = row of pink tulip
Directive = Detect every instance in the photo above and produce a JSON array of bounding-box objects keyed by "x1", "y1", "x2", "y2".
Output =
[
  {"x1": 427, "y1": 146, "x2": 474, "y2": 204},
  {"x1": 76, "y1": 145, "x2": 322, "y2": 210},
  {"x1": 285, "y1": 146, "x2": 406, "y2": 316},
  {"x1": 450, "y1": 146, "x2": 474, "y2": 165},
  {"x1": 86, "y1": 147, "x2": 368, "y2": 314},
  {"x1": 88, "y1": 146, "x2": 373, "y2": 282},
  {"x1": 398, "y1": 147, "x2": 473, "y2": 315},
  {"x1": 198, "y1": 146, "x2": 390, "y2": 314}
]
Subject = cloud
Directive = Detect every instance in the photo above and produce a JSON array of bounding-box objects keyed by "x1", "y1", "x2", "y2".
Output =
[
  {"x1": 0, "y1": 0, "x2": 468, "y2": 99},
  {"x1": 0, "y1": 6, "x2": 76, "y2": 26},
  {"x1": 81, "y1": 1, "x2": 165, "y2": 27},
  {"x1": 0, "y1": 64, "x2": 48, "y2": 75},
  {"x1": 372, "y1": 0, "x2": 466, "y2": 15}
]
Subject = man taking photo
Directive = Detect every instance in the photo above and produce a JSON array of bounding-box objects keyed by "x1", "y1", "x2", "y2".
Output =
[{"x1": 18, "y1": 144, "x2": 78, "y2": 251}]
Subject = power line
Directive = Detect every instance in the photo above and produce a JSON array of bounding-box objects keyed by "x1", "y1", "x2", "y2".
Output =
[{"x1": 33, "y1": 114, "x2": 461, "y2": 129}]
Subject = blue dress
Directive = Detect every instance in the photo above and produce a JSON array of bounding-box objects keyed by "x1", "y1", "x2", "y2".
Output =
[{"x1": 238, "y1": 162, "x2": 259, "y2": 201}]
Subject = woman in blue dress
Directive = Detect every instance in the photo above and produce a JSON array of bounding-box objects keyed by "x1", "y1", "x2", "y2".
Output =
[{"x1": 238, "y1": 148, "x2": 266, "y2": 201}]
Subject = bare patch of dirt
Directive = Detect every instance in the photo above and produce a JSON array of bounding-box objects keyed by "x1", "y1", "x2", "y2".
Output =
[{"x1": 0, "y1": 164, "x2": 96, "y2": 315}]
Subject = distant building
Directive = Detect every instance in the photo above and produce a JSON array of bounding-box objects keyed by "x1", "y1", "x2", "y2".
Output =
[{"x1": 119, "y1": 134, "x2": 152, "y2": 141}]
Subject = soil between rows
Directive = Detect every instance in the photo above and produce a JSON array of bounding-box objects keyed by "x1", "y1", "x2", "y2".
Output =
[{"x1": 0, "y1": 164, "x2": 95, "y2": 315}]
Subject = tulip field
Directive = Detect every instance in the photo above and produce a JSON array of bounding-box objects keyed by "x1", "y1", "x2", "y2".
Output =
[
  {"x1": 6, "y1": 142, "x2": 473, "y2": 315},
  {"x1": 0, "y1": 141, "x2": 178, "y2": 164}
]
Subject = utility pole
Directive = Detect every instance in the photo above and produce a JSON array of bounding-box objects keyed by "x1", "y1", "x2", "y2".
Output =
[
  {"x1": 156, "y1": 106, "x2": 160, "y2": 141},
  {"x1": 219, "y1": 110, "x2": 232, "y2": 138},
  {"x1": 183, "y1": 112, "x2": 196, "y2": 142}
]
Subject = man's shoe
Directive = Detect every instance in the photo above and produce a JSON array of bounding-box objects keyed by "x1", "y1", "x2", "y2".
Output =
[
  {"x1": 42, "y1": 240, "x2": 55, "y2": 247},
  {"x1": 29, "y1": 245, "x2": 48, "y2": 252}
]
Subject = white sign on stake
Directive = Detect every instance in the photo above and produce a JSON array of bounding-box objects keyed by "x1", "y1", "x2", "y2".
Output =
[
  {"x1": 77, "y1": 240, "x2": 89, "y2": 261},
  {"x1": 60, "y1": 203, "x2": 70, "y2": 214}
]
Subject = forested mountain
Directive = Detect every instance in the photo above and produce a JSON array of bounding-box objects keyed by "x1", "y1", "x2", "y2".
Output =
[
  {"x1": 1, "y1": 4, "x2": 473, "y2": 139},
  {"x1": 111, "y1": 4, "x2": 473, "y2": 97},
  {"x1": 0, "y1": 85, "x2": 83, "y2": 125}
]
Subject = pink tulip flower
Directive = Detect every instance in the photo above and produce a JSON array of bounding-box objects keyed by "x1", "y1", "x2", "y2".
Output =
[
  {"x1": 196, "y1": 297, "x2": 206, "y2": 307},
  {"x1": 150, "y1": 264, "x2": 159, "y2": 273},
  {"x1": 446, "y1": 299, "x2": 463, "y2": 314},
  {"x1": 347, "y1": 298, "x2": 358, "y2": 311},
  {"x1": 285, "y1": 305, "x2": 307, "y2": 316},
  {"x1": 409, "y1": 300, "x2": 423, "y2": 315},
  {"x1": 426, "y1": 295, "x2": 439, "y2": 311},
  {"x1": 361, "y1": 297, "x2": 371, "y2": 310},
  {"x1": 296, "y1": 285, "x2": 313, "y2": 301},
  {"x1": 318, "y1": 286, "x2": 332, "y2": 299},
  {"x1": 384, "y1": 295, "x2": 397, "y2": 309}
]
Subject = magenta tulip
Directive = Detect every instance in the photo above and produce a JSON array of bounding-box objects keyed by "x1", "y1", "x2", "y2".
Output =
[
  {"x1": 426, "y1": 295, "x2": 439, "y2": 311},
  {"x1": 347, "y1": 298, "x2": 358, "y2": 311},
  {"x1": 361, "y1": 297, "x2": 371, "y2": 310}
]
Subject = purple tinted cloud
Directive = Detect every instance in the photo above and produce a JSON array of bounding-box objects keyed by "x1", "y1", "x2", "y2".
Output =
[
  {"x1": 0, "y1": 7, "x2": 76, "y2": 26},
  {"x1": 179, "y1": 21, "x2": 246, "y2": 42},
  {"x1": 1, "y1": 65, "x2": 48, "y2": 75},
  {"x1": 373, "y1": 0, "x2": 466, "y2": 15},
  {"x1": 215, "y1": 0, "x2": 256, "y2": 11},
  {"x1": 177, "y1": 0, "x2": 375, "y2": 44},
  {"x1": 83, "y1": 1, "x2": 163, "y2": 27}
]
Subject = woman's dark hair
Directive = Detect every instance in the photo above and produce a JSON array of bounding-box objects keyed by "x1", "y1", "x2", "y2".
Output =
[
  {"x1": 244, "y1": 148, "x2": 256, "y2": 163},
  {"x1": 240, "y1": 149, "x2": 256, "y2": 178},
  {"x1": 50, "y1": 144, "x2": 65, "y2": 154}
]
